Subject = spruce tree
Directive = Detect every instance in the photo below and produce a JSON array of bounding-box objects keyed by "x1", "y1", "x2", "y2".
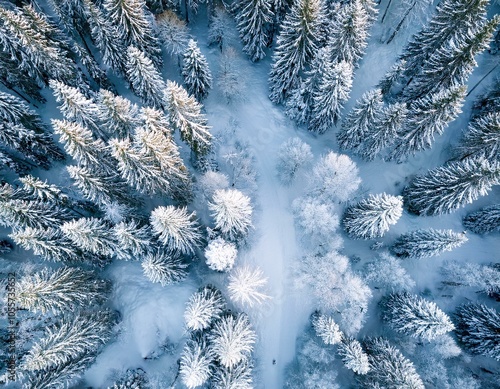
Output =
[
  {"x1": 456, "y1": 112, "x2": 500, "y2": 162},
  {"x1": 358, "y1": 102, "x2": 407, "y2": 161},
  {"x1": 125, "y1": 46, "x2": 166, "y2": 110},
  {"x1": 377, "y1": 59, "x2": 407, "y2": 97},
  {"x1": 329, "y1": 0, "x2": 370, "y2": 66},
  {"x1": 165, "y1": 80, "x2": 212, "y2": 155},
  {"x1": 311, "y1": 312, "x2": 343, "y2": 345},
  {"x1": 382, "y1": 293, "x2": 455, "y2": 341},
  {"x1": 390, "y1": 85, "x2": 466, "y2": 161},
  {"x1": 342, "y1": 193, "x2": 403, "y2": 239},
  {"x1": 103, "y1": 0, "x2": 162, "y2": 68},
  {"x1": 390, "y1": 229, "x2": 468, "y2": 259},
  {"x1": 456, "y1": 303, "x2": 500, "y2": 361},
  {"x1": 141, "y1": 251, "x2": 188, "y2": 286},
  {"x1": 182, "y1": 39, "x2": 213, "y2": 101},
  {"x1": 209, "y1": 189, "x2": 253, "y2": 241},
  {"x1": 60, "y1": 217, "x2": 117, "y2": 257},
  {"x1": 15, "y1": 267, "x2": 108, "y2": 314},
  {"x1": 403, "y1": 157, "x2": 500, "y2": 216},
  {"x1": 338, "y1": 338, "x2": 370, "y2": 375},
  {"x1": 184, "y1": 285, "x2": 226, "y2": 331},
  {"x1": 211, "y1": 360, "x2": 253, "y2": 389},
  {"x1": 309, "y1": 60, "x2": 353, "y2": 132},
  {"x1": 150, "y1": 206, "x2": 201, "y2": 255},
  {"x1": 463, "y1": 204, "x2": 500, "y2": 235},
  {"x1": 113, "y1": 220, "x2": 152, "y2": 258},
  {"x1": 228, "y1": 265, "x2": 270, "y2": 308},
  {"x1": 180, "y1": 337, "x2": 214, "y2": 389},
  {"x1": 337, "y1": 89, "x2": 383, "y2": 152},
  {"x1": 233, "y1": 0, "x2": 274, "y2": 61},
  {"x1": 268, "y1": 0, "x2": 324, "y2": 103},
  {"x1": 97, "y1": 90, "x2": 140, "y2": 139}
]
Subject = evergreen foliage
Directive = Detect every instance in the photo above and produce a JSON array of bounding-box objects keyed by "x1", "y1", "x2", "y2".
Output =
[
  {"x1": 456, "y1": 112, "x2": 500, "y2": 162},
  {"x1": 311, "y1": 312, "x2": 342, "y2": 345},
  {"x1": 182, "y1": 39, "x2": 212, "y2": 101},
  {"x1": 209, "y1": 189, "x2": 253, "y2": 241},
  {"x1": 184, "y1": 285, "x2": 226, "y2": 331},
  {"x1": 141, "y1": 251, "x2": 188, "y2": 286},
  {"x1": 463, "y1": 204, "x2": 500, "y2": 234},
  {"x1": 338, "y1": 337, "x2": 370, "y2": 375}
]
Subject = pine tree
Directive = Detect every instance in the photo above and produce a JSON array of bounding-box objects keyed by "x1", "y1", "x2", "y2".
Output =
[
  {"x1": 10, "y1": 226, "x2": 81, "y2": 262},
  {"x1": 403, "y1": 157, "x2": 500, "y2": 216},
  {"x1": 165, "y1": 80, "x2": 212, "y2": 155},
  {"x1": 268, "y1": 0, "x2": 324, "y2": 103},
  {"x1": 15, "y1": 266, "x2": 108, "y2": 314},
  {"x1": 311, "y1": 152, "x2": 361, "y2": 202},
  {"x1": 404, "y1": 15, "x2": 500, "y2": 100},
  {"x1": 276, "y1": 137, "x2": 313, "y2": 184},
  {"x1": 52, "y1": 119, "x2": 117, "y2": 175},
  {"x1": 362, "y1": 338, "x2": 424, "y2": 388},
  {"x1": 309, "y1": 59, "x2": 353, "y2": 132},
  {"x1": 150, "y1": 206, "x2": 201, "y2": 255},
  {"x1": 463, "y1": 204, "x2": 500, "y2": 234},
  {"x1": 184, "y1": 285, "x2": 226, "y2": 331},
  {"x1": 17, "y1": 175, "x2": 66, "y2": 204},
  {"x1": 205, "y1": 237, "x2": 238, "y2": 272},
  {"x1": 311, "y1": 312, "x2": 343, "y2": 345},
  {"x1": 342, "y1": 194, "x2": 403, "y2": 239},
  {"x1": 233, "y1": 0, "x2": 274, "y2": 61},
  {"x1": 338, "y1": 337, "x2": 370, "y2": 375},
  {"x1": 22, "y1": 311, "x2": 114, "y2": 372},
  {"x1": 83, "y1": 0, "x2": 127, "y2": 74},
  {"x1": 209, "y1": 189, "x2": 253, "y2": 241},
  {"x1": 60, "y1": 217, "x2": 117, "y2": 257},
  {"x1": 182, "y1": 39, "x2": 213, "y2": 101},
  {"x1": 390, "y1": 85, "x2": 466, "y2": 161},
  {"x1": 358, "y1": 102, "x2": 407, "y2": 161},
  {"x1": 377, "y1": 59, "x2": 407, "y2": 97},
  {"x1": 125, "y1": 46, "x2": 166, "y2": 109},
  {"x1": 156, "y1": 10, "x2": 190, "y2": 57},
  {"x1": 337, "y1": 89, "x2": 383, "y2": 152},
  {"x1": 456, "y1": 303, "x2": 500, "y2": 361},
  {"x1": 97, "y1": 90, "x2": 140, "y2": 139},
  {"x1": 180, "y1": 337, "x2": 214, "y2": 389},
  {"x1": 456, "y1": 112, "x2": 500, "y2": 162},
  {"x1": 113, "y1": 220, "x2": 152, "y2": 258},
  {"x1": 228, "y1": 265, "x2": 270, "y2": 308},
  {"x1": 211, "y1": 360, "x2": 253, "y2": 389},
  {"x1": 103, "y1": 0, "x2": 162, "y2": 68},
  {"x1": 391, "y1": 229, "x2": 468, "y2": 259},
  {"x1": 382, "y1": 293, "x2": 455, "y2": 341},
  {"x1": 141, "y1": 251, "x2": 188, "y2": 286},
  {"x1": 209, "y1": 313, "x2": 256, "y2": 368},
  {"x1": 329, "y1": 0, "x2": 370, "y2": 66},
  {"x1": 49, "y1": 80, "x2": 103, "y2": 138}
]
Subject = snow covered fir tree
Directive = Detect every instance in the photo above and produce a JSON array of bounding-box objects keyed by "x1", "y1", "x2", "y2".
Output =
[{"x1": 0, "y1": 0, "x2": 499, "y2": 387}]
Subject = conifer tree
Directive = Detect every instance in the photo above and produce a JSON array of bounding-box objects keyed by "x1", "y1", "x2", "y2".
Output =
[
  {"x1": 182, "y1": 40, "x2": 213, "y2": 101},
  {"x1": 209, "y1": 189, "x2": 253, "y2": 241},
  {"x1": 17, "y1": 176, "x2": 66, "y2": 204},
  {"x1": 50, "y1": 80, "x2": 102, "y2": 138},
  {"x1": 456, "y1": 303, "x2": 500, "y2": 361},
  {"x1": 233, "y1": 0, "x2": 274, "y2": 61},
  {"x1": 10, "y1": 226, "x2": 81, "y2": 262},
  {"x1": 463, "y1": 204, "x2": 500, "y2": 234},
  {"x1": 456, "y1": 112, "x2": 500, "y2": 162},
  {"x1": 97, "y1": 90, "x2": 140, "y2": 139},
  {"x1": 311, "y1": 312, "x2": 343, "y2": 345},
  {"x1": 113, "y1": 220, "x2": 152, "y2": 258},
  {"x1": 15, "y1": 266, "x2": 108, "y2": 314},
  {"x1": 337, "y1": 89, "x2": 383, "y2": 152},
  {"x1": 184, "y1": 285, "x2": 226, "y2": 331},
  {"x1": 150, "y1": 206, "x2": 201, "y2": 254},
  {"x1": 141, "y1": 251, "x2": 188, "y2": 286},
  {"x1": 165, "y1": 80, "x2": 212, "y2": 155},
  {"x1": 205, "y1": 237, "x2": 238, "y2": 272},
  {"x1": 391, "y1": 229, "x2": 468, "y2": 259},
  {"x1": 403, "y1": 157, "x2": 500, "y2": 216},
  {"x1": 362, "y1": 338, "x2": 424, "y2": 388},
  {"x1": 382, "y1": 293, "x2": 455, "y2": 340},
  {"x1": 52, "y1": 119, "x2": 117, "y2": 175},
  {"x1": 22, "y1": 311, "x2": 114, "y2": 372},
  {"x1": 338, "y1": 338, "x2": 370, "y2": 375},
  {"x1": 377, "y1": 59, "x2": 406, "y2": 97},
  {"x1": 211, "y1": 360, "x2": 253, "y2": 389},
  {"x1": 61, "y1": 217, "x2": 117, "y2": 257},
  {"x1": 103, "y1": 0, "x2": 162, "y2": 68},
  {"x1": 209, "y1": 313, "x2": 256, "y2": 368},
  {"x1": 228, "y1": 265, "x2": 270, "y2": 308},
  {"x1": 83, "y1": 0, "x2": 127, "y2": 74},
  {"x1": 358, "y1": 102, "x2": 407, "y2": 161},
  {"x1": 125, "y1": 46, "x2": 166, "y2": 109},
  {"x1": 342, "y1": 194, "x2": 403, "y2": 239},
  {"x1": 180, "y1": 337, "x2": 214, "y2": 389},
  {"x1": 268, "y1": 0, "x2": 324, "y2": 103},
  {"x1": 156, "y1": 10, "x2": 190, "y2": 58},
  {"x1": 390, "y1": 85, "x2": 466, "y2": 161},
  {"x1": 329, "y1": 0, "x2": 370, "y2": 66}
]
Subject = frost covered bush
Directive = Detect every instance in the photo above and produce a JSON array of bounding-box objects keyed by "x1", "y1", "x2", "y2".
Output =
[
  {"x1": 228, "y1": 265, "x2": 270, "y2": 308},
  {"x1": 184, "y1": 286, "x2": 226, "y2": 331},
  {"x1": 310, "y1": 152, "x2": 361, "y2": 202},
  {"x1": 197, "y1": 171, "x2": 229, "y2": 199},
  {"x1": 292, "y1": 197, "x2": 340, "y2": 248},
  {"x1": 276, "y1": 137, "x2": 313, "y2": 185},
  {"x1": 209, "y1": 189, "x2": 253, "y2": 242},
  {"x1": 364, "y1": 253, "x2": 415, "y2": 291},
  {"x1": 204, "y1": 237, "x2": 238, "y2": 272}
]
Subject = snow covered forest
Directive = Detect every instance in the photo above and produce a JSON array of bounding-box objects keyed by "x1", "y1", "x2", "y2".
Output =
[{"x1": 0, "y1": 0, "x2": 499, "y2": 387}]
